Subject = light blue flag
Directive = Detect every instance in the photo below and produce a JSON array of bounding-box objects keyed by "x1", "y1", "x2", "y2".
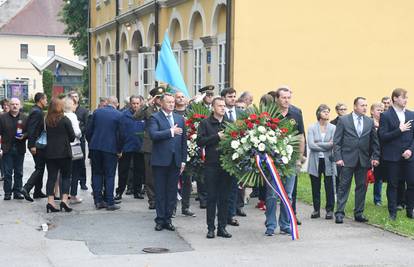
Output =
[{"x1": 155, "y1": 31, "x2": 189, "y2": 97}]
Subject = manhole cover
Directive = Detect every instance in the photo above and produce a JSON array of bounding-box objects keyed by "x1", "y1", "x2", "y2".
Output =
[{"x1": 142, "y1": 247, "x2": 170, "y2": 253}]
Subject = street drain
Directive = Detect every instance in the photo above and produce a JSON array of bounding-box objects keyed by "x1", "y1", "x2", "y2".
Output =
[{"x1": 142, "y1": 247, "x2": 170, "y2": 254}]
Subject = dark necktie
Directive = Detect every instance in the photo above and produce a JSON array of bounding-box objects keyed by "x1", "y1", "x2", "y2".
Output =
[{"x1": 228, "y1": 110, "x2": 235, "y2": 122}]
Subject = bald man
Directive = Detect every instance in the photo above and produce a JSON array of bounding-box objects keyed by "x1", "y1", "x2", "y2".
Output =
[{"x1": 0, "y1": 98, "x2": 28, "y2": 200}]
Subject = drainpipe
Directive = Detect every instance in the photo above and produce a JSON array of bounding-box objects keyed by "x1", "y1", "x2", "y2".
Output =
[
  {"x1": 154, "y1": 0, "x2": 160, "y2": 87},
  {"x1": 225, "y1": 0, "x2": 232, "y2": 88},
  {"x1": 87, "y1": 0, "x2": 91, "y2": 108},
  {"x1": 115, "y1": 0, "x2": 120, "y2": 102}
]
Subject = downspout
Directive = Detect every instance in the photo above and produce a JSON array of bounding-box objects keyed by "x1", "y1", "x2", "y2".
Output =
[
  {"x1": 225, "y1": 0, "x2": 232, "y2": 88},
  {"x1": 154, "y1": 0, "x2": 160, "y2": 87},
  {"x1": 115, "y1": 0, "x2": 120, "y2": 102}
]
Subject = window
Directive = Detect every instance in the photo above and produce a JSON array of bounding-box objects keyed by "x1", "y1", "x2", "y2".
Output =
[
  {"x1": 105, "y1": 58, "x2": 115, "y2": 96},
  {"x1": 193, "y1": 47, "x2": 202, "y2": 94},
  {"x1": 139, "y1": 52, "x2": 155, "y2": 96},
  {"x1": 20, "y1": 44, "x2": 28, "y2": 59},
  {"x1": 173, "y1": 49, "x2": 181, "y2": 68},
  {"x1": 96, "y1": 61, "x2": 103, "y2": 101},
  {"x1": 218, "y1": 42, "x2": 226, "y2": 90},
  {"x1": 47, "y1": 45, "x2": 55, "y2": 57}
]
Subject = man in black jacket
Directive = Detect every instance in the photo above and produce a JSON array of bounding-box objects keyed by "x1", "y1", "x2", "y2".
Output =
[
  {"x1": 68, "y1": 91, "x2": 89, "y2": 190},
  {"x1": 197, "y1": 97, "x2": 232, "y2": 239},
  {"x1": 21, "y1": 93, "x2": 48, "y2": 201},
  {"x1": 0, "y1": 98, "x2": 28, "y2": 200}
]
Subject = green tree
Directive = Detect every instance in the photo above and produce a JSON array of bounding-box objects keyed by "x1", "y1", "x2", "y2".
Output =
[
  {"x1": 60, "y1": 0, "x2": 89, "y2": 101},
  {"x1": 42, "y1": 70, "x2": 54, "y2": 100}
]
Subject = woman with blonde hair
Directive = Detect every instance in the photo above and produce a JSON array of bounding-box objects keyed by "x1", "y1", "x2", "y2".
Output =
[
  {"x1": 371, "y1": 102, "x2": 385, "y2": 206},
  {"x1": 45, "y1": 97, "x2": 76, "y2": 213}
]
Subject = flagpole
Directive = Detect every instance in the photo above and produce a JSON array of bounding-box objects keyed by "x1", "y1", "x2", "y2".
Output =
[{"x1": 154, "y1": 0, "x2": 160, "y2": 87}]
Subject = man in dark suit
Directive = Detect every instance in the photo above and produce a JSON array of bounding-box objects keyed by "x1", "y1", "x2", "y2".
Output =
[
  {"x1": 21, "y1": 93, "x2": 48, "y2": 201},
  {"x1": 134, "y1": 86, "x2": 165, "y2": 209},
  {"x1": 378, "y1": 88, "x2": 414, "y2": 220},
  {"x1": 221, "y1": 87, "x2": 246, "y2": 226},
  {"x1": 86, "y1": 96, "x2": 123, "y2": 211},
  {"x1": 148, "y1": 93, "x2": 187, "y2": 231},
  {"x1": 334, "y1": 97, "x2": 380, "y2": 224}
]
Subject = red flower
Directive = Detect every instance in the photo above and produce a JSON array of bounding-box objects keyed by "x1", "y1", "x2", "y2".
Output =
[
  {"x1": 270, "y1": 124, "x2": 277, "y2": 130},
  {"x1": 247, "y1": 122, "x2": 254, "y2": 129},
  {"x1": 281, "y1": 128, "x2": 289, "y2": 133},
  {"x1": 255, "y1": 120, "x2": 260, "y2": 125},
  {"x1": 230, "y1": 131, "x2": 239, "y2": 139},
  {"x1": 271, "y1": 118, "x2": 280, "y2": 124},
  {"x1": 239, "y1": 130, "x2": 246, "y2": 136},
  {"x1": 249, "y1": 114, "x2": 258, "y2": 120},
  {"x1": 260, "y1": 112, "x2": 270, "y2": 118},
  {"x1": 266, "y1": 122, "x2": 272, "y2": 127}
]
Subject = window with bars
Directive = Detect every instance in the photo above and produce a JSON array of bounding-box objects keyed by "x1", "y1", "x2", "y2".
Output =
[
  {"x1": 139, "y1": 52, "x2": 155, "y2": 96},
  {"x1": 193, "y1": 47, "x2": 202, "y2": 94},
  {"x1": 20, "y1": 44, "x2": 28, "y2": 59},
  {"x1": 96, "y1": 61, "x2": 103, "y2": 101},
  {"x1": 105, "y1": 59, "x2": 115, "y2": 96},
  {"x1": 218, "y1": 42, "x2": 226, "y2": 91}
]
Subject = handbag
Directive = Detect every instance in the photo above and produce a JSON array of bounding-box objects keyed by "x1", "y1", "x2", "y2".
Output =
[
  {"x1": 35, "y1": 119, "x2": 47, "y2": 149},
  {"x1": 71, "y1": 141, "x2": 84, "y2": 161}
]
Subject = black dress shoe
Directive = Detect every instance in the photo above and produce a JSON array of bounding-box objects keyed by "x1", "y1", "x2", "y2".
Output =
[
  {"x1": 200, "y1": 203, "x2": 207, "y2": 209},
  {"x1": 148, "y1": 203, "x2": 156, "y2": 210},
  {"x1": 296, "y1": 218, "x2": 302, "y2": 225},
  {"x1": 13, "y1": 193, "x2": 24, "y2": 200},
  {"x1": 125, "y1": 188, "x2": 133, "y2": 195},
  {"x1": 236, "y1": 208, "x2": 247, "y2": 217},
  {"x1": 325, "y1": 211, "x2": 334, "y2": 220},
  {"x1": 21, "y1": 188, "x2": 34, "y2": 202},
  {"x1": 389, "y1": 213, "x2": 397, "y2": 221},
  {"x1": 95, "y1": 202, "x2": 108, "y2": 209},
  {"x1": 155, "y1": 223, "x2": 163, "y2": 231},
  {"x1": 217, "y1": 228, "x2": 232, "y2": 238},
  {"x1": 227, "y1": 218, "x2": 239, "y2": 226},
  {"x1": 4, "y1": 195, "x2": 11, "y2": 200},
  {"x1": 311, "y1": 210, "x2": 320, "y2": 219},
  {"x1": 106, "y1": 204, "x2": 121, "y2": 211},
  {"x1": 163, "y1": 223, "x2": 175, "y2": 231},
  {"x1": 335, "y1": 215, "x2": 344, "y2": 224},
  {"x1": 134, "y1": 193, "x2": 144, "y2": 199},
  {"x1": 206, "y1": 230, "x2": 215, "y2": 238},
  {"x1": 80, "y1": 184, "x2": 88, "y2": 190},
  {"x1": 354, "y1": 215, "x2": 369, "y2": 223},
  {"x1": 182, "y1": 209, "x2": 196, "y2": 217},
  {"x1": 114, "y1": 194, "x2": 122, "y2": 201},
  {"x1": 114, "y1": 199, "x2": 122, "y2": 204},
  {"x1": 33, "y1": 192, "x2": 47, "y2": 199}
]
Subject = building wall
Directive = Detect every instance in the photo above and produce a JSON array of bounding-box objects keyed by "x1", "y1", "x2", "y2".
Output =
[
  {"x1": 0, "y1": 35, "x2": 79, "y2": 98},
  {"x1": 90, "y1": 0, "x2": 228, "y2": 109},
  {"x1": 233, "y1": 0, "x2": 414, "y2": 127}
]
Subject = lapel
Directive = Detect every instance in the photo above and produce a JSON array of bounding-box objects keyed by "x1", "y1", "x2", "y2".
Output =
[
  {"x1": 159, "y1": 111, "x2": 170, "y2": 129},
  {"x1": 347, "y1": 114, "x2": 358, "y2": 137},
  {"x1": 361, "y1": 115, "x2": 371, "y2": 136},
  {"x1": 389, "y1": 107, "x2": 401, "y2": 127}
]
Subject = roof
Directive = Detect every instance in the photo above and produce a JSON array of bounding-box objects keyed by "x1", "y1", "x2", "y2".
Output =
[
  {"x1": 0, "y1": 0, "x2": 68, "y2": 37},
  {"x1": 28, "y1": 54, "x2": 86, "y2": 73}
]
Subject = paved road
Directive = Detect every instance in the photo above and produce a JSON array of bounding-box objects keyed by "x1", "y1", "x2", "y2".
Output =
[{"x1": 0, "y1": 153, "x2": 413, "y2": 267}]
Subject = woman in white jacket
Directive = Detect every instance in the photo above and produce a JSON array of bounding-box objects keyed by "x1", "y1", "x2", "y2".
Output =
[{"x1": 64, "y1": 97, "x2": 82, "y2": 204}]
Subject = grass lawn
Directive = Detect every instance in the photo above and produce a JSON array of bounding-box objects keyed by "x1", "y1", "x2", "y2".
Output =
[{"x1": 297, "y1": 173, "x2": 414, "y2": 238}]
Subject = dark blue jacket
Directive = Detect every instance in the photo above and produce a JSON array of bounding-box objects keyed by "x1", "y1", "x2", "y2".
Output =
[
  {"x1": 120, "y1": 108, "x2": 145, "y2": 153},
  {"x1": 86, "y1": 105, "x2": 123, "y2": 154},
  {"x1": 378, "y1": 107, "x2": 414, "y2": 162},
  {"x1": 148, "y1": 110, "x2": 187, "y2": 167}
]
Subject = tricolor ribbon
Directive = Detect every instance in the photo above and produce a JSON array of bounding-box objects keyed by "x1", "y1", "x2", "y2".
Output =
[{"x1": 255, "y1": 153, "x2": 299, "y2": 240}]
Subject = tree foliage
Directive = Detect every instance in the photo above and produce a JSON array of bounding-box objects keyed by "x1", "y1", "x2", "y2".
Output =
[{"x1": 42, "y1": 70, "x2": 54, "y2": 100}]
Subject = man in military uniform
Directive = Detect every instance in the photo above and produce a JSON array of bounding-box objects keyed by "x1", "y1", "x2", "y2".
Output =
[{"x1": 134, "y1": 86, "x2": 165, "y2": 209}]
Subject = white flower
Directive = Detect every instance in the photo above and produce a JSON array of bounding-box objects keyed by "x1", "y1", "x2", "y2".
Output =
[
  {"x1": 258, "y1": 126, "x2": 267, "y2": 133},
  {"x1": 232, "y1": 152, "x2": 239, "y2": 160},
  {"x1": 240, "y1": 137, "x2": 247, "y2": 144},
  {"x1": 191, "y1": 134, "x2": 197, "y2": 140},
  {"x1": 231, "y1": 140, "x2": 240, "y2": 149},
  {"x1": 268, "y1": 130, "x2": 276, "y2": 136},
  {"x1": 258, "y1": 143, "x2": 266, "y2": 152},
  {"x1": 187, "y1": 155, "x2": 191, "y2": 162},
  {"x1": 286, "y1": 145, "x2": 293, "y2": 154},
  {"x1": 187, "y1": 140, "x2": 191, "y2": 146},
  {"x1": 282, "y1": 156, "x2": 289, "y2": 164},
  {"x1": 251, "y1": 136, "x2": 260, "y2": 144},
  {"x1": 243, "y1": 144, "x2": 250, "y2": 151},
  {"x1": 259, "y1": 135, "x2": 267, "y2": 142}
]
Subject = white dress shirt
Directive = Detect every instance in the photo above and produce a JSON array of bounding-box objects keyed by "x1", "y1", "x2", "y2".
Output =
[
  {"x1": 394, "y1": 106, "x2": 406, "y2": 124},
  {"x1": 225, "y1": 106, "x2": 237, "y2": 121},
  {"x1": 352, "y1": 112, "x2": 363, "y2": 136},
  {"x1": 162, "y1": 110, "x2": 175, "y2": 137}
]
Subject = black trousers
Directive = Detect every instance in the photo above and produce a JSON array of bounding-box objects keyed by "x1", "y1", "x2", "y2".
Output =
[
  {"x1": 310, "y1": 158, "x2": 335, "y2": 212},
  {"x1": 197, "y1": 178, "x2": 208, "y2": 206},
  {"x1": 144, "y1": 153, "x2": 156, "y2": 205},
  {"x1": 23, "y1": 149, "x2": 46, "y2": 194},
  {"x1": 292, "y1": 174, "x2": 298, "y2": 213},
  {"x1": 178, "y1": 172, "x2": 192, "y2": 211},
  {"x1": 384, "y1": 160, "x2": 414, "y2": 215},
  {"x1": 46, "y1": 158, "x2": 72, "y2": 196},
  {"x1": 397, "y1": 180, "x2": 407, "y2": 207},
  {"x1": 116, "y1": 152, "x2": 144, "y2": 195},
  {"x1": 205, "y1": 164, "x2": 231, "y2": 231}
]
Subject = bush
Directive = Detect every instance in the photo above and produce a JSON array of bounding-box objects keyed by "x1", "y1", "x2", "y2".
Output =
[{"x1": 42, "y1": 70, "x2": 53, "y2": 100}]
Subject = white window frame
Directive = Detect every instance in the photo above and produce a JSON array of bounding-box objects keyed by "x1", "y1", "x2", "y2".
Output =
[
  {"x1": 47, "y1": 45, "x2": 55, "y2": 57},
  {"x1": 173, "y1": 49, "x2": 181, "y2": 69},
  {"x1": 139, "y1": 51, "x2": 155, "y2": 96},
  {"x1": 218, "y1": 41, "x2": 226, "y2": 91},
  {"x1": 105, "y1": 58, "x2": 115, "y2": 96},
  {"x1": 193, "y1": 46, "x2": 202, "y2": 94},
  {"x1": 96, "y1": 60, "x2": 103, "y2": 103}
]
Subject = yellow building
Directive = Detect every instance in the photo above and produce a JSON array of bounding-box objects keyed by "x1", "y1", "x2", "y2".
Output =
[{"x1": 90, "y1": 0, "x2": 414, "y2": 126}]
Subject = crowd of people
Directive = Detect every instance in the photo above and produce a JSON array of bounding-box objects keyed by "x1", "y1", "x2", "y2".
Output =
[{"x1": 0, "y1": 86, "x2": 412, "y2": 238}]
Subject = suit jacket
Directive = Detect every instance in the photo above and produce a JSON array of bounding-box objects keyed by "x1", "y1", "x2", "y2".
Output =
[
  {"x1": 26, "y1": 105, "x2": 44, "y2": 149},
  {"x1": 224, "y1": 107, "x2": 244, "y2": 122},
  {"x1": 378, "y1": 107, "x2": 414, "y2": 162},
  {"x1": 45, "y1": 116, "x2": 76, "y2": 159},
  {"x1": 307, "y1": 122, "x2": 337, "y2": 177},
  {"x1": 148, "y1": 110, "x2": 187, "y2": 167},
  {"x1": 86, "y1": 105, "x2": 122, "y2": 154},
  {"x1": 134, "y1": 104, "x2": 159, "y2": 153},
  {"x1": 0, "y1": 112, "x2": 28, "y2": 154},
  {"x1": 334, "y1": 113, "x2": 380, "y2": 168}
]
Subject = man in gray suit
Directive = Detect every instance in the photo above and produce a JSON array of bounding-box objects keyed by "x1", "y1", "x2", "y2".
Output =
[{"x1": 334, "y1": 97, "x2": 380, "y2": 224}]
